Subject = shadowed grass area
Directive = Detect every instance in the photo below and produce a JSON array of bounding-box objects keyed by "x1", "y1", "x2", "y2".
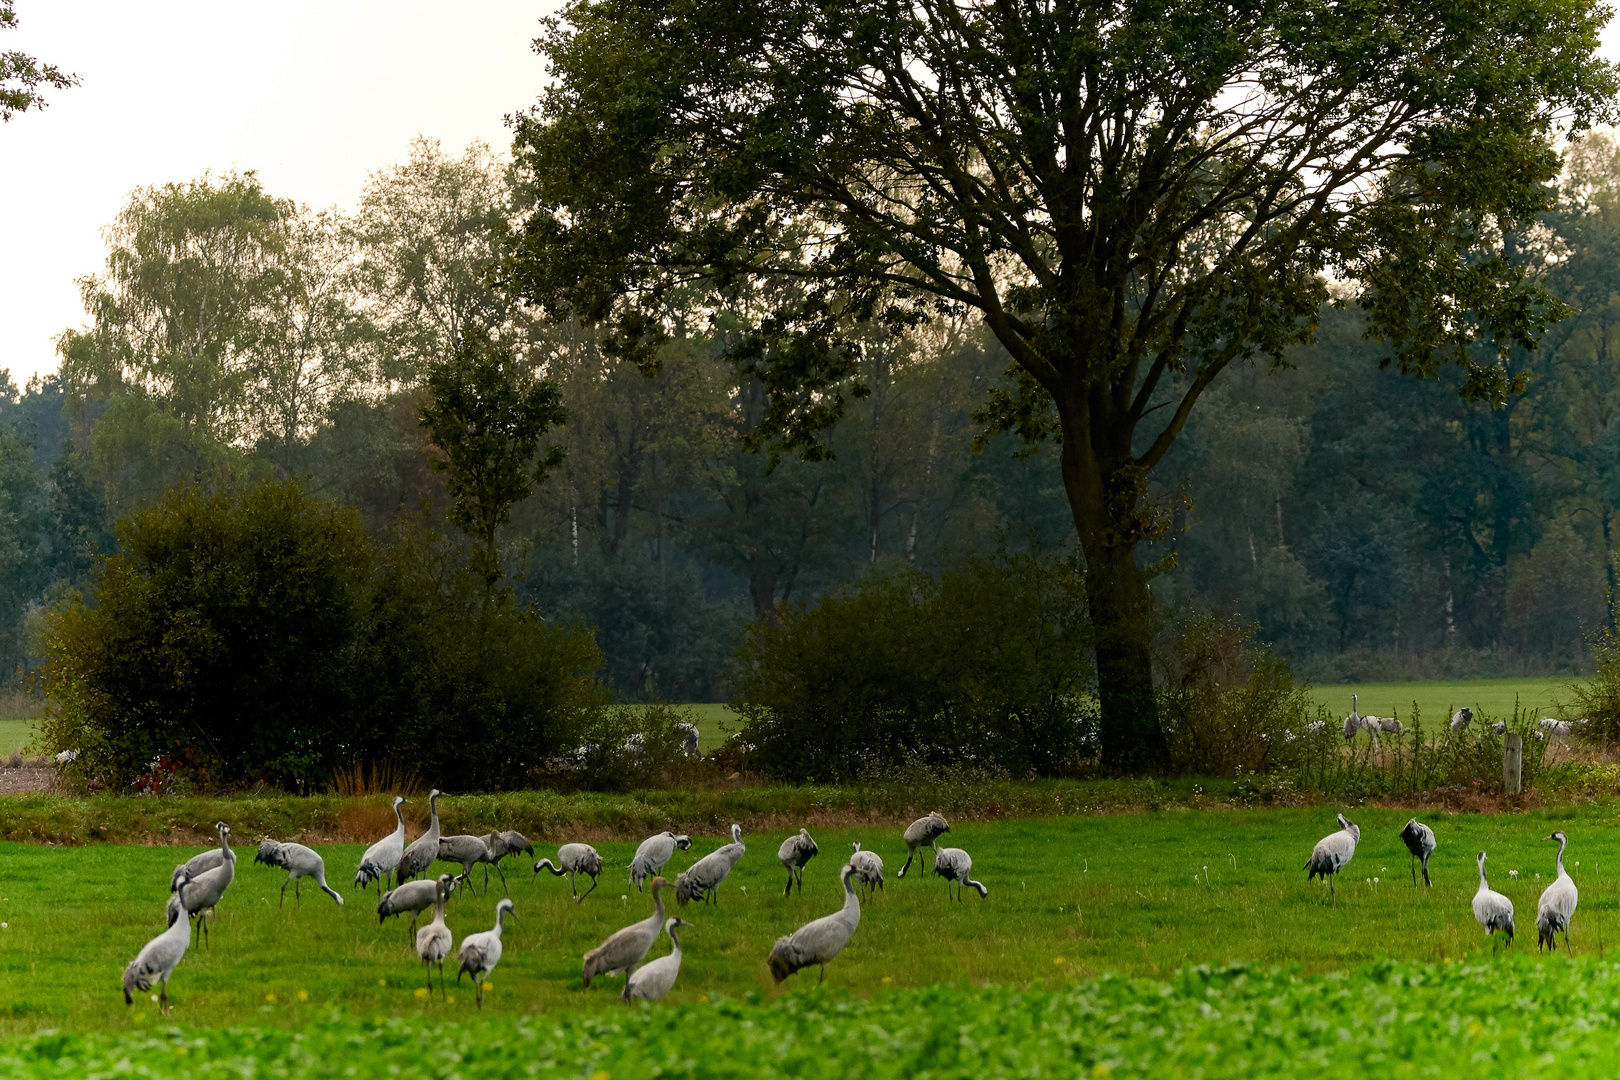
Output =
[{"x1": 3, "y1": 807, "x2": 1620, "y2": 1036}]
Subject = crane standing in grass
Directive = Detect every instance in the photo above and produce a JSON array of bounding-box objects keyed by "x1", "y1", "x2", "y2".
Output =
[
  {"x1": 932, "y1": 847, "x2": 988, "y2": 901},
  {"x1": 629, "y1": 831, "x2": 691, "y2": 891},
  {"x1": 415, "y1": 875, "x2": 456, "y2": 999},
  {"x1": 777, "y1": 828, "x2": 818, "y2": 896},
  {"x1": 396, "y1": 789, "x2": 444, "y2": 884},
  {"x1": 122, "y1": 903, "x2": 192, "y2": 1012},
  {"x1": 768, "y1": 863, "x2": 862, "y2": 984},
  {"x1": 254, "y1": 839, "x2": 345, "y2": 907},
  {"x1": 1399, "y1": 819, "x2": 1436, "y2": 888},
  {"x1": 171, "y1": 821, "x2": 234, "y2": 894},
  {"x1": 1537, "y1": 830, "x2": 1579, "y2": 952},
  {"x1": 457, "y1": 898, "x2": 514, "y2": 1008},
  {"x1": 897, "y1": 811, "x2": 950, "y2": 878},
  {"x1": 356, "y1": 795, "x2": 409, "y2": 892},
  {"x1": 438, "y1": 833, "x2": 495, "y2": 896},
  {"x1": 534, "y1": 843, "x2": 605, "y2": 902},
  {"x1": 849, "y1": 841, "x2": 884, "y2": 898},
  {"x1": 582, "y1": 876, "x2": 670, "y2": 988},
  {"x1": 480, "y1": 830, "x2": 533, "y2": 894},
  {"x1": 1473, "y1": 851, "x2": 1514, "y2": 951},
  {"x1": 1305, "y1": 813, "x2": 1359, "y2": 907},
  {"x1": 675, "y1": 824, "x2": 746, "y2": 905},
  {"x1": 624, "y1": 917, "x2": 689, "y2": 1002},
  {"x1": 1342, "y1": 694, "x2": 1361, "y2": 744},
  {"x1": 378, "y1": 877, "x2": 456, "y2": 938},
  {"x1": 170, "y1": 822, "x2": 235, "y2": 946}
]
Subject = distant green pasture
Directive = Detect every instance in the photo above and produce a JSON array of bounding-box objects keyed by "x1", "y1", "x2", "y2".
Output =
[{"x1": 1309, "y1": 677, "x2": 1577, "y2": 726}]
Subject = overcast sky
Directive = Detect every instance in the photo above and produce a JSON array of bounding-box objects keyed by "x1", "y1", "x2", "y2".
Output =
[
  {"x1": 0, "y1": 0, "x2": 556, "y2": 385},
  {"x1": 4, "y1": 4, "x2": 1620, "y2": 387}
]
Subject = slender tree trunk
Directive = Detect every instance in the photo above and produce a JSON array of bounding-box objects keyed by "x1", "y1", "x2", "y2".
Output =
[{"x1": 1057, "y1": 390, "x2": 1168, "y2": 772}]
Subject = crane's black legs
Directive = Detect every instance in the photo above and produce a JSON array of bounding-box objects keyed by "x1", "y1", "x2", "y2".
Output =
[
  {"x1": 1421, "y1": 856, "x2": 1432, "y2": 887},
  {"x1": 497, "y1": 862, "x2": 508, "y2": 897},
  {"x1": 580, "y1": 873, "x2": 600, "y2": 903},
  {"x1": 1410, "y1": 854, "x2": 1417, "y2": 887}
]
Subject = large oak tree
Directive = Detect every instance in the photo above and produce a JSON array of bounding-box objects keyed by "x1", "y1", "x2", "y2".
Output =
[{"x1": 504, "y1": 0, "x2": 1617, "y2": 768}]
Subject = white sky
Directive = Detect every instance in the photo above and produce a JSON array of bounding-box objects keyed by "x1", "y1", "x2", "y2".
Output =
[
  {"x1": 0, "y1": 0, "x2": 558, "y2": 384},
  {"x1": 2, "y1": 4, "x2": 1620, "y2": 386}
]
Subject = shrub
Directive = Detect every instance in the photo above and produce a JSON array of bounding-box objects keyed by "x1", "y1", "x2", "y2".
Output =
[
  {"x1": 730, "y1": 551, "x2": 1092, "y2": 782},
  {"x1": 1571, "y1": 628, "x2": 1620, "y2": 746},
  {"x1": 1155, "y1": 609, "x2": 1315, "y2": 776},
  {"x1": 40, "y1": 482, "x2": 604, "y2": 792}
]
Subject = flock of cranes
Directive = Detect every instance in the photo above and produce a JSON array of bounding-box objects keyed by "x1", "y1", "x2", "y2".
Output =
[
  {"x1": 120, "y1": 803, "x2": 982, "y2": 1012},
  {"x1": 1335, "y1": 696, "x2": 1586, "y2": 745},
  {"x1": 1306, "y1": 812, "x2": 1581, "y2": 953}
]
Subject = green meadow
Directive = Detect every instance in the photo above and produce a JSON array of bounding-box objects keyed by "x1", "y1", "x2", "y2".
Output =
[{"x1": 1309, "y1": 677, "x2": 1576, "y2": 726}]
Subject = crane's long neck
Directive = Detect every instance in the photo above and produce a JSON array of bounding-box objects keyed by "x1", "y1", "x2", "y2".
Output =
[
  {"x1": 393, "y1": 803, "x2": 406, "y2": 838},
  {"x1": 1557, "y1": 836, "x2": 1569, "y2": 878},
  {"x1": 652, "y1": 882, "x2": 665, "y2": 922},
  {"x1": 428, "y1": 794, "x2": 440, "y2": 834},
  {"x1": 493, "y1": 909, "x2": 508, "y2": 937},
  {"x1": 668, "y1": 925, "x2": 682, "y2": 958},
  {"x1": 1477, "y1": 860, "x2": 1489, "y2": 894},
  {"x1": 841, "y1": 870, "x2": 860, "y2": 918},
  {"x1": 432, "y1": 888, "x2": 447, "y2": 925}
]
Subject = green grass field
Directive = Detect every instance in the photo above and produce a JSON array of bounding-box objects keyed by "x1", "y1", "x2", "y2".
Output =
[{"x1": 1310, "y1": 677, "x2": 1577, "y2": 725}]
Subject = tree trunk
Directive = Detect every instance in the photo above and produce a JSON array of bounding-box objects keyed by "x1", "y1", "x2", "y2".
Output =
[{"x1": 1057, "y1": 392, "x2": 1169, "y2": 773}]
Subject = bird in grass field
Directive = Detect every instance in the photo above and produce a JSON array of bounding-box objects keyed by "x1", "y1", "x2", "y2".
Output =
[
  {"x1": 624, "y1": 917, "x2": 689, "y2": 1002},
  {"x1": 457, "y1": 898, "x2": 514, "y2": 1008},
  {"x1": 1399, "y1": 819, "x2": 1436, "y2": 887},
  {"x1": 898, "y1": 811, "x2": 950, "y2": 878},
  {"x1": 1305, "y1": 813, "x2": 1359, "y2": 907},
  {"x1": 378, "y1": 876, "x2": 456, "y2": 938},
  {"x1": 480, "y1": 830, "x2": 533, "y2": 894},
  {"x1": 534, "y1": 843, "x2": 605, "y2": 903},
  {"x1": 170, "y1": 820, "x2": 234, "y2": 894},
  {"x1": 933, "y1": 847, "x2": 988, "y2": 901},
  {"x1": 415, "y1": 875, "x2": 456, "y2": 999},
  {"x1": 629, "y1": 831, "x2": 691, "y2": 891},
  {"x1": 849, "y1": 841, "x2": 884, "y2": 898},
  {"x1": 1537, "y1": 830, "x2": 1579, "y2": 952},
  {"x1": 397, "y1": 789, "x2": 444, "y2": 884},
  {"x1": 255, "y1": 839, "x2": 344, "y2": 908},
  {"x1": 582, "y1": 876, "x2": 670, "y2": 988},
  {"x1": 356, "y1": 795, "x2": 408, "y2": 893},
  {"x1": 768, "y1": 863, "x2": 861, "y2": 984},
  {"x1": 438, "y1": 833, "x2": 494, "y2": 897},
  {"x1": 675, "y1": 825, "x2": 746, "y2": 906},
  {"x1": 122, "y1": 903, "x2": 192, "y2": 1012},
  {"x1": 1473, "y1": 851, "x2": 1514, "y2": 952},
  {"x1": 170, "y1": 822, "x2": 235, "y2": 946},
  {"x1": 778, "y1": 828, "x2": 818, "y2": 896}
]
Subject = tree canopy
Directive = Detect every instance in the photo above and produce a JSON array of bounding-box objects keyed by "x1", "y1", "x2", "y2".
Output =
[
  {"x1": 505, "y1": 0, "x2": 1620, "y2": 767},
  {"x1": 0, "y1": 0, "x2": 75, "y2": 122}
]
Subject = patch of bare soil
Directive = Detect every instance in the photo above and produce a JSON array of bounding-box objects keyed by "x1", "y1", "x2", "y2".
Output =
[{"x1": 0, "y1": 764, "x2": 53, "y2": 794}]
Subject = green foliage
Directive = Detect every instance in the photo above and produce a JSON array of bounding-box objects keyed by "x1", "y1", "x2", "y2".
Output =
[
  {"x1": 38, "y1": 482, "x2": 603, "y2": 791},
  {"x1": 418, "y1": 335, "x2": 567, "y2": 586},
  {"x1": 1156, "y1": 610, "x2": 1315, "y2": 777},
  {"x1": 731, "y1": 552, "x2": 1092, "y2": 781},
  {"x1": 1571, "y1": 630, "x2": 1620, "y2": 746},
  {"x1": 0, "y1": 0, "x2": 76, "y2": 121}
]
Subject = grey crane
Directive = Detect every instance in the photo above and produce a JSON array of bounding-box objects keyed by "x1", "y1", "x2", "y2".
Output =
[
  {"x1": 534, "y1": 842, "x2": 604, "y2": 903},
  {"x1": 624, "y1": 917, "x2": 689, "y2": 1002},
  {"x1": 582, "y1": 876, "x2": 669, "y2": 988},
  {"x1": 768, "y1": 863, "x2": 862, "y2": 983},
  {"x1": 849, "y1": 841, "x2": 884, "y2": 898},
  {"x1": 415, "y1": 874, "x2": 456, "y2": 999},
  {"x1": 629, "y1": 831, "x2": 691, "y2": 891},
  {"x1": 1539, "y1": 718, "x2": 1577, "y2": 743},
  {"x1": 170, "y1": 822, "x2": 234, "y2": 894},
  {"x1": 122, "y1": 902, "x2": 192, "y2": 1011},
  {"x1": 378, "y1": 876, "x2": 457, "y2": 938},
  {"x1": 897, "y1": 811, "x2": 950, "y2": 878},
  {"x1": 1473, "y1": 851, "x2": 1515, "y2": 951},
  {"x1": 170, "y1": 822, "x2": 235, "y2": 946},
  {"x1": 1342, "y1": 694, "x2": 1361, "y2": 744},
  {"x1": 932, "y1": 847, "x2": 988, "y2": 901},
  {"x1": 254, "y1": 838, "x2": 344, "y2": 907},
  {"x1": 675, "y1": 823, "x2": 746, "y2": 905},
  {"x1": 1399, "y1": 819, "x2": 1436, "y2": 887},
  {"x1": 777, "y1": 828, "x2": 818, "y2": 896},
  {"x1": 396, "y1": 788, "x2": 444, "y2": 884},
  {"x1": 1450, "y1": 708, "x2": 1474, "y2": 734},
  {"x1": 675, "y1": 722, "x2": 701, "y2": 758},
  {"x1": 457, "y1": 897, "x2": 514, "y2": 1008},
  {"x1": 1305, "y1": 813, "x2": 1360, "y2": 907},
  {"x1": 479, "y1": 830, "x2": 534, "y2": 894},
  {"x1": 438, "y1": 834, "x2": 494, "y2": 896},
  {"x1": 1537, "y1": 830, "x2": 1579, "y2": 952},
  {"x1": 356, "y1": 795, "x2": 409, "y2": 892}
]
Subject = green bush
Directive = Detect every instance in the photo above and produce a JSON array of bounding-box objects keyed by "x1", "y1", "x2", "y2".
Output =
[
  {"x1": 730, "y1": 551, "x2": 1092, "y2": 782},
  {"x1": 40, "y1": 482, "x2": 603, "y2": 791}
]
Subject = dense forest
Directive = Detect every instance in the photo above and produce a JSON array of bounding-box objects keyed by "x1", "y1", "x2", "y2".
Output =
[{"x1": 5, "y1": 133, "x2": 1620, "y2": 701}]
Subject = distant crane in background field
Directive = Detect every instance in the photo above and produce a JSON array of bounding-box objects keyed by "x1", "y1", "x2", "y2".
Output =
[
  {"x1": 356, "y1": 795, "x2": 408, "y2": 892},
  {"x1": 768, "y1": 864, "x2": 862, "y2": 983},
  {"x1": 396, "y1": 790, "x2": 444, "y2": 884},
  {"x1": 898, "y1": 811, "x2": 950, "y2": 878},
  {"x1": 778, "y1": 828, "x2": 818, "y2": 895},
  {"x1": 534, "y1": 843, "x2": 605, "y2": 903},
  {"x1": 1399, "y1": 819, "x2": 1436, "y2": 887},
  {"x1": 254, "y1": 839, "x2": 344, "y2": 907},
  {"x1": 1305, "y1": 813, "x2": 1359, "y2": 907},
  {"x1": 1450, "y1": 708, "x2": 1473, "y2": 734},
  {"x1": 1473, "y1": 851, "x2": 1514, "y2": 951},
  {"x1": 1342, "y1": 695, "x2": 1361, "y2": 744},
  {"x1": 1537, "y1": 830, "x2": 1578, "y2": 952}
]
